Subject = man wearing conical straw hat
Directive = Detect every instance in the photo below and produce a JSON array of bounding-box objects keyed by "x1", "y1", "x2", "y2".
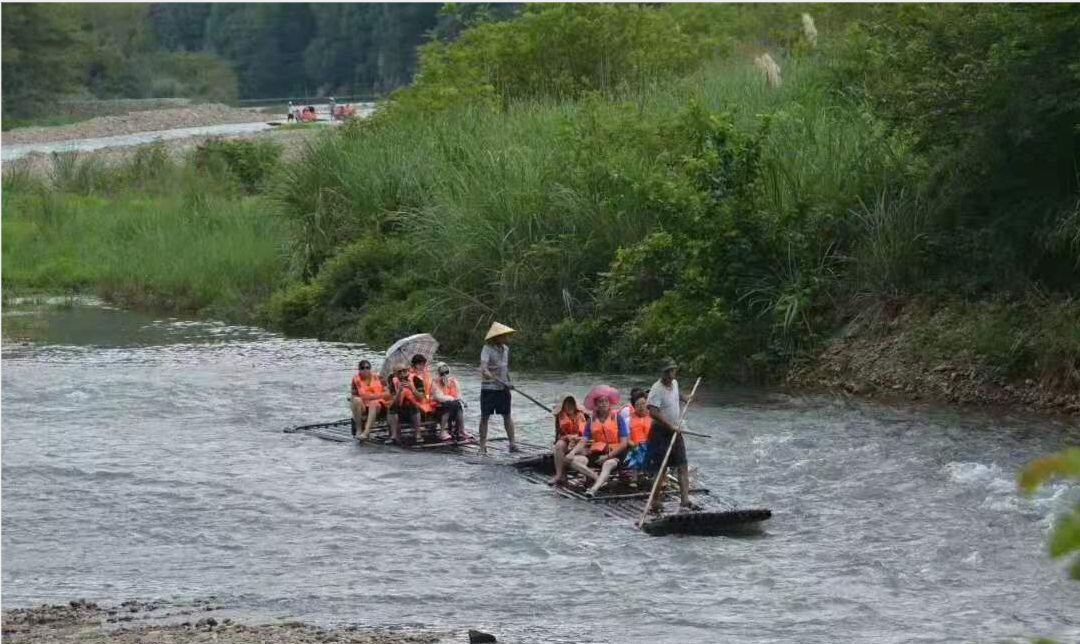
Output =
[{"x1": 478, "y1": 321, "x2": 518, "y2": 455}]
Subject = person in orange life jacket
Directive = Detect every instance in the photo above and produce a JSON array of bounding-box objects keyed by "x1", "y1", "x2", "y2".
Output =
[
  {"x1": 430, "y1": 362, "x2": 464, "y2": 442},
  {"x1": 350, "y1": 359, "x2": 391, "y2": 441},
  {"x1": 618, "y1": 387, "x2": 652, "y2": 470},
  {"x1": 547, "y1": 394, "x2": 588, "y2": 486},
  {"x1": 408, "y1": 354, "x2": 437, "y2": 415},
  {"x1": 387, "y1": 364, "x2": 423, "y2": 445},
  {"x1": 568, "y1": 394, "x2": 629, "y2": 497}
]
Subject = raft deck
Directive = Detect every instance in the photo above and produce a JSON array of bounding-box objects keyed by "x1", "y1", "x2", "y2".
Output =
[{"x1": 285, "y1": 417, "x2": 772, "y2": 535}]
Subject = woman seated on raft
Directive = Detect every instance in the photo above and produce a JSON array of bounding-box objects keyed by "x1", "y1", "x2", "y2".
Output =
[
  {"x1": 619, "y1": 387, "x2": 653, "y2": 471},
  {"x1": 351, "y1": 359, "x2": 392, "y2": 441},
  {"x1": 547, "y1": 394, "x2": 588, "y2": 486},
  {"x1": 408, "y1": 354, "x2": 452, "y2": 442},
  {"x1": 431, "y1": 362, "x2": 468, "y2": 441},
  {"x1": 568, "y1": 386, "x2": 630, "y2": 497}
]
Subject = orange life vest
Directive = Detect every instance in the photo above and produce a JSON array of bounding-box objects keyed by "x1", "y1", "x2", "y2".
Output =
[
  {"x1": 626, "y1": 408, "x2": 652, "y2": 444},
  {"x1": 440, "y1": 377, "x2": 459, "y2": 399},
  {"x1": 409, "y1": 367, "x2": 436, "y2": 413},
  {"x1": 588, "y1": 414, "x2": 621, "y2": 453},
  {"x1": 352, "y1": 374, "x2": 387, "y2": 406},
  {"x1": 556, "y1": 410, "x2": 586, "y2": 439}
]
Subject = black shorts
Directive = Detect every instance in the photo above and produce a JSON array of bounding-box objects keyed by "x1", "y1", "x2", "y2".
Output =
[
  {"x1": 645, "y1": 425, "x2": 687, "y2": 471},
  {"x1": 389, "y1": 401, "x2": 419, "y2": 417},
  {"x1": 480, "y1": 388, "x2": 511, "y2": 416},
  {"x1": 437, "y1": 400, "x2": 464, "y2": 415}
]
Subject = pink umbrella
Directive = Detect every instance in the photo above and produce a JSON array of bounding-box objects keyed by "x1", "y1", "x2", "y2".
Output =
[{"x1": 583, "y1": 384, "x2": 620, "y2": 411}]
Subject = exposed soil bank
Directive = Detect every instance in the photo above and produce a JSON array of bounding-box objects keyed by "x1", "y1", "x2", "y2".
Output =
[
  {"x1": 2, "y1": 105, "x2": 268, "y2": 145},
  {"x1": 4, "y1": 127, "x2": 316, "y2": 180},
  {"x1": 1, "y1": 601, "x2": 442, "y2": 644},
  {"x1": 787, "y1": 298, "x2": 1080, "y2": 420}
]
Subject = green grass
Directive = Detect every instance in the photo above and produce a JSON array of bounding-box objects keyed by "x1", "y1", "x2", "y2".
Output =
[{"x1": 2, "y1": 162, "x2": 285, "y2": 320}]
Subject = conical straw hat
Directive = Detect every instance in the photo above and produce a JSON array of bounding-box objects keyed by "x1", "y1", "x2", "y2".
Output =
[{"x1": 485, "y1": 321, "x2": 516, "y2": 341}]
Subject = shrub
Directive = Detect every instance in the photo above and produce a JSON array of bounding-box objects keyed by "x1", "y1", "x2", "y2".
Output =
[{"x1": 193, "y1": 138, "x2": 281, "y2": 193}]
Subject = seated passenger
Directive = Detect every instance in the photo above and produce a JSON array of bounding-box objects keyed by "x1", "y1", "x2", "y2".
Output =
[
  {"x1": 387, "y1": 364, "x2": 423, "y2": 444},
  {"x1": 431, "y1": 362, "x2": 464, "y2": 442},
  {"x1": 409, "y1": 354, "x2": 437, "y2": 417},
  {"x1": 568, "y1": 386, "x2": 629, "y2": 497},
  {"x1": 548, "y1": 394, "x2": 587, "y2": 486},
  {"x1": 350, "y1": 359, "x2": 391, "y2": 441},
  {"x1": 621, "y1": 388, "x2": 652, "y2": 471}
]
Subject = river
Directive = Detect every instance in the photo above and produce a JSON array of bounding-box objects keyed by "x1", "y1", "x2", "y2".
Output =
[{"x1": 3, "y1": 301, "x2": 1079, "y2": 643}]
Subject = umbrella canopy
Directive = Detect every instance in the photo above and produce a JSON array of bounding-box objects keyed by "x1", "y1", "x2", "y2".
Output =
[
  {"x1": 583, "y1": 384, "x2": 620, "y2": 411},
  {"x1": 380, "y1": 333, "x2": 439, "y2": 379}
]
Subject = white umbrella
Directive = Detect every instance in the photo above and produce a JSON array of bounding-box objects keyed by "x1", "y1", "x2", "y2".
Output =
[{"x1": 380, "y1": 333, "x2": 439, "y2": 379}]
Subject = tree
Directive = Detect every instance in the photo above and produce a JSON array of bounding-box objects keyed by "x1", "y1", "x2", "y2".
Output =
[{"x1": 1, "y1": 3, "x2": 84, "y2": 117}]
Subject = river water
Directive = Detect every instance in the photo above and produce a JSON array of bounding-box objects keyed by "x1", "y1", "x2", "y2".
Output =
[{"x1": 3, "y1": 302, "x2": 1079, "y2": 643}]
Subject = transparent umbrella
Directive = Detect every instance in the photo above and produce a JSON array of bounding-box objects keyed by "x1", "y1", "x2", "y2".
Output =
[{"x1": 380, "y1": 333, "x2": 439, "y2": 379}]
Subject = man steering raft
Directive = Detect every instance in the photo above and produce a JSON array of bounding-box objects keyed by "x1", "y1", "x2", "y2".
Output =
[
  {"x1": 645, "y1": 357, "x2": 697, "y2": 513},
  {"x1": 478, "y1": 322, "x2": 518, "y2": 455}
]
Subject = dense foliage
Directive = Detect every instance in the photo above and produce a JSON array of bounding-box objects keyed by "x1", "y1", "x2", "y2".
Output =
[{"x1": 258, "y1": 3, "x2": 1079, "y2": 385}]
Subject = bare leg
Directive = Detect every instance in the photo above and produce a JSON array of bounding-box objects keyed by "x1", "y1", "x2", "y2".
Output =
[
  {"x1": 587, "y1": 458, "x2": 620, "y2": 496},
  {"x1": 411, "y1": 411, "x2": 424, "y2": 443},
  {"x1": 649, "y1": 472, "x2": 666, "y2": 513},
  {"x1": 389, "y1": 413, "x2": 400, "y2": 443},
  {"x1": 350, "y1": 398, "x2": 366, "y2": 436},
  {"x1": 678, "y1": 465, "x2": 691, "y2": 507},
  {"x1": 479, "y1": 414, "x2": 490, "y2": 454},
  {"x1": 504, "y1": 414, "x2": 518, "y2": 452},
  {"x1": 548, "y1": 439, "x2": 568, "y2": 484},
  {"x1": 362, "y1": 402, "x2": 380, "y2": 439},
  {"x1": 569, "y1": 455, "x2": 599, "y2": 482},
  {"x1": 454, "y1": 406, "x2": 467, "y2": 439}
]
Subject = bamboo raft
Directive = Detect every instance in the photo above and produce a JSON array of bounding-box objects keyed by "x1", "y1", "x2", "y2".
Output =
[{"x1": 285, "y1": 417, "x2": 771, "y2": 536}]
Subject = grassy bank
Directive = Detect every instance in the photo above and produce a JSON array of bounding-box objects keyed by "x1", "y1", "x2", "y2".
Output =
[{"x1": 2, "y1": 142, "x2": 284, "y2": 321}]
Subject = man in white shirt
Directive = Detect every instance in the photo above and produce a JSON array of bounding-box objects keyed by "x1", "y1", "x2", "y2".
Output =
[
  {"x1": 478, "y1": 322, "x2": 518, "y2": 454},
  {"x1": 645, "y1": 357, "x2": 694, "y2": 512}
]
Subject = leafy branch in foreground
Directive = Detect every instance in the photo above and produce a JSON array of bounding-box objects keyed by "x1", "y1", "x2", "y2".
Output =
[{"x1": 1019, "y1": 447, "x2": 1080, "y2": 580}]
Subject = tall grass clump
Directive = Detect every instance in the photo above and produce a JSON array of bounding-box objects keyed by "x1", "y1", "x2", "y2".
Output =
[{"x1": 2, "y1": 152, "x2": 285, "y2": 319}]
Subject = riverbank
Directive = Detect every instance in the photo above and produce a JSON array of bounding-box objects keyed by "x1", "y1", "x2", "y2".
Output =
[
  {"x1": 1, "y1": 104, "x2": 268, "y2": 145},
  {"x1": 787, "y1": 297, "x2": 1080, "y2": 419},
  {"x1": 0, "y1": 601, "x2": 442, "y2": 644}
]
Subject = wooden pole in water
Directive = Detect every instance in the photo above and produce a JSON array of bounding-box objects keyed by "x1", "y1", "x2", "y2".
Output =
[
  {"x1": 495, "y1": 378, "x2": 553, "y2": 414},
  {"x1": 637, "y1": 376, "x2": 702, "y2": 529}
]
